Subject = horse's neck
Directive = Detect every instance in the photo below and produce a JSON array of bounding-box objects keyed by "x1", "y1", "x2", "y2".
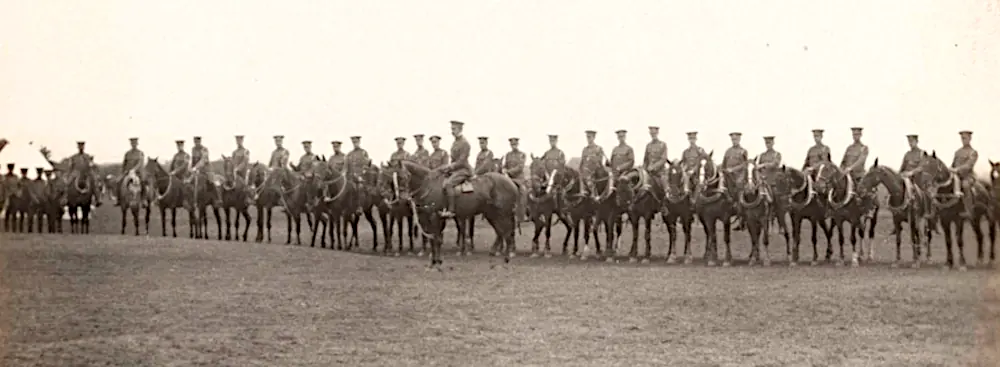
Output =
[{"x1": 879, "y1": 169, "x2": 905, "y2": 197}]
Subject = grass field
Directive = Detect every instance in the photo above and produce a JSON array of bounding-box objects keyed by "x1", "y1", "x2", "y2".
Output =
[{"x1": 1, "y1": 205, "x2": 999, "y2": 366}]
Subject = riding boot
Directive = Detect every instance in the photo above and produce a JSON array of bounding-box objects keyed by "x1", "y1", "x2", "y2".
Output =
[
  {"x1": 440, "y1": 186, "x2": 457, "y2": 218},
  {"x1": 962, "y1": 191, "x2": 974, "y2": 219}
]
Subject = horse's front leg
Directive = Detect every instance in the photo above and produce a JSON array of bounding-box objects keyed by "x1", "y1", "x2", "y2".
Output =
[
  {"x1": 722, "y1": 214, "x2": 732, "y2": 266},
  {"x1": 628, "y1": 213, "x2": 640, "y2": 263},
  {"x1": 643, "y1": 214, "x2": 653, "y2": 263}
]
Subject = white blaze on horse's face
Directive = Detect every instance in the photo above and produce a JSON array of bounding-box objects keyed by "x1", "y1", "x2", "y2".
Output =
[
  {"x1": 392, "y1": 172, "x2": 400, "y2": 197},
  {"x1": 545, "y1": 171, "x2": 556, "y2": 194}
]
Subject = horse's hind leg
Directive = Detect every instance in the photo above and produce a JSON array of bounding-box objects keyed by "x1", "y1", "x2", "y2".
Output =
[
  {"x1": 224, "y1": 207, "x2": 232, "y2": 241},
  {"x1": 642, "y1": 214, "x2": 653, "y2": 264},
  {"x1": 121, "y1": 208, "x2": 127, "y2": 235},
  {"x1": 722, "y1": 215, "x2": 733, "y2": 267},
  {"x1": 240, "y1": 208, "x2": 251, "y2": 242},
  {"x1": 972, "y1": 215, "x2": 987, "y2": 267},
  {"x1": 132, "y1": 208, "x2": 141, "y2": 235},
  {"x1": 628, "y1": 213, "x2": 641, "y2": 263}
]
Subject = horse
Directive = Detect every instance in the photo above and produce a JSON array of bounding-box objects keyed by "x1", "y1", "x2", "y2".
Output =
[
  {"x1": 145, "y1": 158, "x2": 187, "y2": 237},
  {"x1": 248, "y1": 163, "x2": 282, "y2": 242},
  {"x1": 64, "y1": 167, "x2": 98, "y2": 234},
  {"x1": 306, "y1": 160, "x2": 354, "y2": 249},
  {"x1": 393, "y1": 159, "x2": 518, "y2": 269},
  {"x1": 615, "y1": 164, "x2": 666, "y2": 264},
  {"x1": 555, "y1": 164, "x2": 592, "y2": 258},
  {"x1": 823, "y1": 164, "x2": 879, "y2": 267},
  {"x1": 859, "y1": 161, "x2": 933, "y2": 267},
  {"x1": 377, "y1": 161, "x2": 427, "y2": 256},
  {"x1": 526, "y1": 155, "x2": 573, "y2": 258},
  {"x1": 279, "y1": 163, "x2": 313, "y2": 245},
  {"x1": 345, "y1": 163, "x2": 389, "y2": 251},
  {"x1": 694, "y1": 153, "x2": 737, "y2": 266},
  {"x1": 918, "y1": 151, "x2": 993, "y2": 270},
  {"x1": 219, "y1": 156, "x2": 254, "y2": 241},
  {"x1": 779, "y1": 163, "x2": 834, "y2": 266},
  {"x1": 658, "y1": 160, "x2": 696, "y2": 264},
  {"x1": 42, "y1": 174, "x2": 68, "y2": 233},
  {"x1": 587, "y1": 160, "x2": 625, "y2": 262},
  {"x1": 118, "y1": 168, "x2": 144, "y2": 235},
  {"x1": 183, "y1": 166, "x2": 223, "y2": 240},
  {"x1": 25, "y1": 178, "x2": 47, "y2": 233},
  {"x1": 738, "y1": 158, "x2": 774, "y2": 266}
]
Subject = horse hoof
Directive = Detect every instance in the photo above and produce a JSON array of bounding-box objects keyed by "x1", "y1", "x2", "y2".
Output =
[
  {"x1": 464, "y1": 251, "x2": 473, "y2": 257},
  {"x1": 891, "y1": 262, "x2": 899, "y2": 268},
  {"x1": 417, "y1": 251, "x2": 425, "y2": 257},
  {"x1": 810, "y1": 261, "x2": 818, "y2": 266},
  {"x1": 788, "y1": 262, "x2": 797, "y2": 268},
  {"x1": 958, "y1": 266, "x2": 967, "y2": 272},
  {"x1": 605, "y1": 257, "x2": 614, "y2": 263},
  {"x1": 707, "y1": 261, "x2": 716, "y2": 267},
  {"x1": 762, "y1": 260, "x2": 771, "y2": 267},
  {"x1": 851, "y1": 260, "x2": 860, "y2": 268},
  {"x1": 530, "y1": 253, "x2": 540, "y2": 258},
  {"x1": 567, "y1": 254, "x2": 576, "y2": 259},
  {"x1": 684, "y1": 258, "x2": 693, "y2": 265},
  {"x1": 665, "y1": 257, "x2": 676, "y2": 264},
  {"x1": 544, "y1": 253, "x2": 552, "y2": 259},
  {"x1": 748, "y1": 260, "x2": 756, "y2": 267},
  {"x1": 641, "y1": 258, "x2": 650, "y2": 264},
  {"x1": 722, "y1": 262, "x2": 731, "y2": 267},
  {"x1": 834, "y1": 261, "x2": 844, "y2": 267},
  {"x1": 508, "y1": 252, "x2": 516, "y2": 258},
  {"x1": 580, "y1": 255, "x2": 588, "y2": 261},
  {"x1": 628, "y1": 257, "x2": 638, "y2": 263},
  {"x1": 911, "y1": 262, "x2": 920, "y2": 269},
  {"x1": 941, "y1": 265, "x2": 951, "y2": 271}
]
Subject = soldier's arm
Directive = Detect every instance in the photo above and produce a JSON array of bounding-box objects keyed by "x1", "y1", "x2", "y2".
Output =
[
  {"x1": 900, "y1": 155, "x2": 911, "y2": 175},
  {"x1": 853, "y1": 146, "x2": 869, "y2": 171},
  {"x1": 956, "y1": 150, "x2": 978, "y2": 175},
  {"x1": 774, "y1": 152, "x2": 782, "y2": 167},
  {"x1": 508, "y1": 156, "x2": 524, "y2": 177},
  {"x1": 121, "y1": 154, "x2": 130, "y2": 172},
  {"x1": 615, "y1": 148, "x2": 634, "y2": 172},
  {"x1": 557, "y1": 150, "x2": 566, "y2": 166}
]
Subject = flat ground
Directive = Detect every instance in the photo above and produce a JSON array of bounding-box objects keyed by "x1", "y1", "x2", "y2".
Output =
[{"x1": 1, "y1": 206, "x2": 998, "y2": 366}]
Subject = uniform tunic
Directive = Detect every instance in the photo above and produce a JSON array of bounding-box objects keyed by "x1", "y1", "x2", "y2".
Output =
[
  {"x1": 804, "y1": 144, "x2": 831, "y2": 170},
  {"x1": 411, "y1": 147, "x2": 430, "y2": 167},
  {"x1": 345, "y1": 148, "x2": 370, "y2": 174},
  {"x1": 68, "y1": 152, "x2": 94, "y2": 172},
  {"x1": 268, "y1": 147, "x2": 290, "y2": 169},
  {"x1": 444, "y1": 136, "x2": 472, "y2": 187},
  {"x1": 757, "y1": 149, "x2": 783, "y2": 182},
  {"x1": 541, "y1": 148, "x2": 565, "y2": 173},
  {"x1": 503, "y1": 150, "x2": 526, "y2": 180},
  {"x1": 171, "y1": 151, "x2": 191, "y2": 175},
  {"x1": 328, "y1": 152, "x2": 346, "y2": 172},
  {"x1": 298, "y1": 152, "x2": 318, "y2": 171},
  {"x1": 475, "y1": 149, "x2": 494, "y2": 175},
  {"x1": 899, "y1": 148, "x2": 924, "y2": 174},
  {"x1": 952, "y1": 146, "x2": 978, "y2": 180},
  {"x1": 681, "y1": 145, "x2": 708, "y2": 174},
  {"x1": 390, "y1": 149, "x2": 411, "y2": 163},
  {"x1": 428, "y1": 148, "x2": 449, "y2": 169},
  {"x1": 722, "y1": 145, "x2": 749, "y2": 184},
  {"x1": 610, "y1": 144, "x2": 635, "y2": 176},
  {"x1": 191, "y1": 145, "x2": 210, "y2": 172},
  {"x1": 232, "y1": 147, "x2": 250, "y2": 176},
  {"x1": 840, "y1": 142, "x2": 869, "y2": 180},
  {"x1": 579, "y1": 144, "x2": 605, "y2": 177},
  {"x1": 122, "y1": 148, "x2": 145, "y2": 173},
  {"x1": 643, "y1": 140, "x2": 668, "y2": 174}
]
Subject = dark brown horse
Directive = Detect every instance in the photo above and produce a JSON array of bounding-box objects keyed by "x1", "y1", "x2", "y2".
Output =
[
  {"x1": 25, "y1": 177, "x2": 46, "y2": 233},
  {"x1": 220, "y1": 156, "x2": 253, "y2": 241},
  {"x1": 555, "y1": 165, "x2": 592, "y2": 258},
  {"x1": 118, "y1": 168, "x2": 144, "y2": 235},
  {"x1": 694, "y1": 153, "x2": 736, "y2": 266},
  {"x1": 65, "y1": 167, "x2": 99, "y2": 234},
  {"x1": 145, "y1": 158, "x2": 186, "y2": 237},
  {"x1": 306, "y1": 159, "x2": 354, "y2": 249},
  {"x1": 615, "y1": 166, "x2": 664, "y2": 264},
  {"x1": 779, "y1": 163, "x2": 834, "y2": 266},
  {"x1": 42, "y1": 174, "x2": 68, "y2": 233},
  {"x1": 859, "y1": 161, "x2": 933, "y2": 267},
  {"x1": 280, "y1": 163, "x2": 313, "y2": 245},
  {"x1": 393, "y1": 160, "x2": 518, "y2": 269},
  {"x1": 660, "y1": 160, "x2": 696, "y2": 264},
  {"x1": 526, "y1": 156, "x2": 572, "y2": 258},
  {"x1": 823, "y1": 164, "x2": 878, "y2": 266},
  {"x1": 249, "y1": 163, "x2": 283, "y2": 243},
  {"x1": 184, "y1": 167, "x2": 223, "y2": 240},
  {"x1": 739, "y1": 158, "x2": 774, "y2": 266},
  {"x1": 377, "y1": 162, "x2": 426, "y2": 256},
  {"x1": 587, "y1": 160, "x2": 624, "y2": 262},
  {"x1": 918, "y1": 151, "x2": 993, "y2": 270},
  {"x1": 343, "y1": 163, "x2": 388, "y2": 251}
]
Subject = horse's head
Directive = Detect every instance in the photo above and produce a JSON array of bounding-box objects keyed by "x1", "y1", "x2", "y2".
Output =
[
  {"x1": 989, "y1": 159, "x2": 999, "y2": 184},
  {"x1": 665, "y1": 160, "x2": 691, "y2": 197},
  {"x1": 700, "y1": 151, "x2": 721, "y2": 190},
  {"x1": 809, "y1": 162, "x2": 838, "y2": 195},
  {"x1": 491, "y1": 157, "x2": 503, "y2": 173},
  {"x1": 47, "y1": 175, "x2": 69, "y2": 207},
  {"x1": 377, "y1": 162, "x2": 409, "y2": 204},
  {"x1": 777, "y1": 164, "x2": 810, "y2": 199},
  {"x1": 528, "y1": 154, "x2": 545, "y2": 178},
  {"x1": 859, "y1": 158, "x2": 889, "y2": 197},
  {"x1": 918, "y1": 150, "x2": 953, "y2": 188}
]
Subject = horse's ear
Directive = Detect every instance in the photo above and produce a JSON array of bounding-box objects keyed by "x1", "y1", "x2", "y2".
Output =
[
  {"x1": 989, "y1": 159, "x2": 995, "y2": 166},
  {"x1": 931, "y1": 150, "x2": 937, "y2": 158},
  {"x1": 752, "y1": 155, "x2": 759, "y2": 164},
  {"x1": 780, "y1": 164, "x2": 787, "y2": 172},
  {"x1": 872, "y1": 157, "x2": 879, "y2": 167},
  {"x1": 707, "y1": 150, "x2": 714, "y2": 158}
]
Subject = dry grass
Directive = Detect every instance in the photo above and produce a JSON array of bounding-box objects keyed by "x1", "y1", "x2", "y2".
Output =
[{"x1": 1, "y1": 206, "x2": 998, "y2": 366}]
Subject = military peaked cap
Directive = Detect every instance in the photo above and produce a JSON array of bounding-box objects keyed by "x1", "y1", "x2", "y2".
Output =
[
  {"x1": 350, "y1": 136, "x2": 361, "y2": 141},
  {"x1": 331, "y1": 141, "x2": 342, "y2": 145},
  {"x1": 450, "y1": 120, "x2": 464, "y2": 127},
  {"x1": 6, "y1": 163, "x2": 15, "y2": 169},
  {"x1": 429, "y1": 135, "x2": 441, "y2": 141},
  {"x1": 175, "y1": 140, "x2": 185, "y2": 144},
  {"x1": 763, "y1": 136, "x2": 775, "y2": 141},
  {"x1": 906, "y1": 134, "x2": 918, "y2": 140},
  {"x1": 548, "y1": 134, "x2": 558, "y2": 139},
  {"x1": 729, "y1": 132, "x2": 742, "y2": 137},
  {"x1": 193, "y1": 136, "x2": 202, "y2": 140},
  {"x1": 20, "y1": 168, "x2": 29, "y2": 173},
  {"x1": 235, "y1": 135, "x2": 244, "y2": 139},
  {"x1": 76, "y1": 141, "x2": 86, "y2": 145},
  {"x1": 394, "y1": 137, "x2": 406, "y2": 142},
  {"x1": 273, "y1": 135, "x2": 284, "y2": 139},
  {"x1": 35, "y1": 167, "x2": 44, "y2": 172},
  {"x1": 648, "y1": 126, "x2": 660, "y2": 131},
  {"x1": 615, "y1": 130, "x2": 627, "y2": 135},
  {"x1": 302, "y1": 140, "x2": 312, "y2": 145},
  {"x1": 584, "y1": 130, "x2": 597, "y2": 135},
  {"x1": 413, "y1": 134, "x2": 424, "y2": 139},
  {"x1": 850, "y1": 127, "x2": 863, "y2": 132},
  {"x1": 508, "y1": 137, "x2": 519, "y2": 142},
  {"x1": 686, "y1": 132, "x2": 698, "y2": 138},
  {"x1": 811, "y1": 129, "x2": 824, "y2": 134},
  {"x1": 477, "y1": 136, "x2": 488, "y2": 141},
  {"x1": 959, "y1": 130, "x2": 973, "y2": 136},
  {"x1": 128, "y1": 137, "x2": 138, "y2": 142}
]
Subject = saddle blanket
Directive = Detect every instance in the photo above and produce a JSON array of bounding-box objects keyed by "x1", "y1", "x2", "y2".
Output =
[{"x1": 458, "y1": 182, "x2": 475, "y2": 193}]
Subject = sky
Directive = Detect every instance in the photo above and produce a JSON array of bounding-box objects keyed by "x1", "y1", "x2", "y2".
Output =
[{"x1": 2, "y1": 1, "x2": 998, "y2": 176}]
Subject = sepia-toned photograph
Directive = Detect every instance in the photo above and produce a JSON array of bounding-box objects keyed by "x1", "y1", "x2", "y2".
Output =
[{"x1": 1, "y1": 1, "x2": 998, "y2": 365}]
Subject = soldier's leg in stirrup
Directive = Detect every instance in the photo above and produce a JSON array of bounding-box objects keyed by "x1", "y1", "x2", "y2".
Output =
[
  {"x1": 92, "y1": 176, "x2": 102, "y2": 206},
  {"x1": 440, "y1": 184, "x2": 457, "y2": 218},
  {"x1": 961, "y1": 181, "x2": 974, "y2": 218}
]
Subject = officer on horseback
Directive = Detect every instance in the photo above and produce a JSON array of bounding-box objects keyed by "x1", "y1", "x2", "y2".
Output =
[
  {"x1": 579, "y1": 130, "x2": 605, "y2": 196},
  {"x1": 642, "y1": 126, "x2": 667, "y2": 189},
  {"x1": 232, "y1": 135, "x2": 250, "y2": 178},
  {"x1": 439, "y1": 120, "x2": 472, "y2": 218},
  {"x1": 756, "y1": 136, "x2": 782, "y2": 191},
  {"x1": 840, "y1": 127, "x2": 869, "y2": 185},
  {"x1": 900, "y1": 134, "x2": 924, "y2": 178},
  {"x1": 68, "y1": 141, "x2": 102, "y2": 206},
  {"x1": 803, "y1": 129, "x2": 832, "y2": 172},
  {"x1": 411, "y1": 134, "x2": 430, "y2": 167},
  {"x1": 722, "y1": 132, "x2": 749, "y2": 188},
  {"x1": 475, "y1": 137, "x2": 495, "y2": 175},
  {"x1": 390, "y1": 137, "x2": 411, "y2": 164},
  {"x1": 171, "y1": 140, "x2": 191, "y2": 176},
  {"x1": 427, "y1": 135, "x2": 449, "y2": 169},
  {"x1": 503, "y1": 137, "x2": 528, "y2": 222},
  {"x1": 328, "y1": 140, "x2": 346, "y2": 171},
  {"x1": 681, "y1": 131, "x2": 709, "y2": 185},
  {"x1": 346, "y1": 136, "x2": 371, "y2": 184},
  {"x1": 610, "y1": 130, "x2": 635, "y2": 178},
  {"x1": 268, "y1": 135, "x2": 290, "y2": 169},
  {"x1": 298, "y1": 141, "x2": 319, "y2": 172},
  {"x1": 542, "y1": 134, "x2": 566, "y2": 175},
  {"x1": 117, "y1": 137, "x2": 146, "y2": 206},
  {"x1": 952, "y1": 130, "x2": 984, "y2": 219},
  {"x1": 191, "y1": 137, "x2": 211, "y2": 173}
]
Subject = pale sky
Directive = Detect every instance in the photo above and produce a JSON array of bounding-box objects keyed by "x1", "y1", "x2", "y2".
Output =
[{"x1": 2, "y1": 1, "x2": 998, "y2": 175}]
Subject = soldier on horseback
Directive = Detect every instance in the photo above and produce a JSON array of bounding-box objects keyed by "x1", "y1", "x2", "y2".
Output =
[
  {"x1": 427, "y1": 135, "x2": 449, "y2": 169},
  {"x1": 191, "y1": 137, "x2": 211, "y2": 173},
  {"x1": 503, "y1": 137, "x2": 528, "y2": 220},
  {"x1": 298, "y1": 141, "x2": 319, "y2": 172},
  {"x1": 232, "y1": 135, "x2": 250, "y2": 179},
  {"x1": 171, "y1": 140, "x2": 191, "y2": 176},
  {"x1": 900, "y1": 134, "x2": 924, "y2": 178},
  {"x1": 803, "y1": 129, "x2": 832, "y2": 172},
  {"x1": 542, "y1": 134, "x2": 566, "y2": 176},
  {"x1": 328, "y1": 140, "x2": 346, "y2": 171},
  {"x1": 439, "y1": 120, "x2": 472, "y2": 218},
  {"x1": 952, "y1": 130, "x2": 985, "y2": 220},
  {"x1": 390, "y1": 137, "x2": 411, "y2": 164},
  {"x1": 610, "y1": 130, "x2": 635, "y2": 178},
  {"x1": 411, "y1": 134, "x2": 430, "y2": 167},
  {"x1": 681, "y1": 131, "x2": 709, "y2": 185},
  {"x1": 840, "y1": 127, "x2": 869, "y2": 185},
  {"x1": 579, "y1": 130, "x2": 605, "y2": 196},
  {"x1": 723, "y1": 132, "x2": 749, "y2": 226},
  {"x1": 757, "y1": 136, "x2": 782, "y2": 181},
  {"x1": 67, "y1": 141, "x2": 102, "y2": 206},
  {"x1": 475, "y1": 137, "x2": 494, "y2": 175},
  {"x1": 642, "y1": 126, "x2": 667, "y2": 189},
  {"x1": 268, "y1": 135, "x2": 290, "y2": 169},
  {"x1": 346, "y1": 136, "x2": 371, "y2": 184},
  {"x1": 117, "y1": 137, "x2": 146, "y2": 207}
]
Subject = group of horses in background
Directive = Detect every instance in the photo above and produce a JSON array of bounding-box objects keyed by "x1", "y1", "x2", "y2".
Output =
[{"x1": 4, "y1": 151, "x2": 998, "y2": 271}]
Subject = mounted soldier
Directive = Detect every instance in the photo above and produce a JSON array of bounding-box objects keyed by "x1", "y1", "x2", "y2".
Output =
[
  {"x1": 542, "y1": 134, "x2": 566, "y2": 176},
  {"x1": 439, "y1": 120, "x2": 472, "y2": 218},
  {"x1": 116, "y1": 137, "x2": 146, "y2": 207},
  {"x1": 900, "y1": 134, "x2": 924, "y2": 178},
  {"x1": 756, "y1": 136, "x2": 782, "y2": 187},
  {"x1": 328, "y1": 140, "x2": 346, "y2": 172},
  {"x1": 66, "y1": 141, "x2": 102, "y2": 206},
  {"x1": 427, "y1": 135, "x2": 449, "y2": 169},
  {"x1": 681, "y1": 131, "x2": 709, "y2": 185},
  {"x1": 610, "y1": 129, "x2": 635, "y2": 178},
  {"x1": 411, "y1": 134, "x2": 430, "y2": 167},
  {"x1": 297, "y1": 140, "x2": 319, "y2": 172},
  {"x1": 952, "y1": 130, "x2": 986, "y2": 219},
  {"x1": 803, "y1": 129, "x2": 831, "y2": 172},
  {"x1": 503, "y1": 137, "x2": 528, "y2": 222},
  {"x1": 642, "y1": 126, "x2": 668, "y2": 189},
  {"x1": 191, "y1": 136, "x2": 212, "y2": 174},
  {"x1": 840, "y1": 127, "x2": 869, "y2": 185},
  {"x1": 474, "y1": 137, "x2": 495, "y2": 175},
  {"x1": 346, "y1": 136, "x2": 371, "y2": 184},
  {"x1": 232, "y1": 135, "x2": 251, "y2": 179},
  {"x1": 579, "y1": 130, "x2": 605, "y2": 196},
  {"x1": 390, "y1": 137, "x2": 411, "y2": 164},
  {"x1": 722, "y1": 132, "x2": 749, "y2": 191},
  {"x1": 268, "y1": 135, "x2": 290, "y2": 169},
  {"x1": 170, "y1": 140, "x2": 191, "y2": 177}
]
